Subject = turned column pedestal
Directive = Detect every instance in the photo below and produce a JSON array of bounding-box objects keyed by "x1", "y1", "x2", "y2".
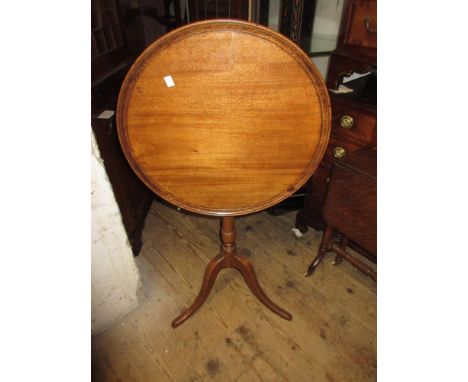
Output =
[{"x1": 172, "y1": 216, "x2": 292, "y2": 327}]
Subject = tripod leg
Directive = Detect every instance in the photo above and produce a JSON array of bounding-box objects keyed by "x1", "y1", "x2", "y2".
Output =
[
  {"x1": 332, "y1": 235, "x2": 348, "y2": 265},
  {"x1": 306, "y1": 225, "x2": 333, "y2": 276},
  {"x1": 171, "y1": 254, "x2": 225, "y2": 328},
  {"x1": 234, "y1": 254, "x2": 292, "y2": 321},
  {"x1": 172, "y1": 216, "x2": 294, "y2": 327}
]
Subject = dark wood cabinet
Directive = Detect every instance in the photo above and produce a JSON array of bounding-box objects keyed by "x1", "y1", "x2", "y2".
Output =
[
  {"x1": 296, "y1": 0, "x2": 377, "y2": 234},
  {"x1": 92, "y1": 0, "x2": 153, "y2": 255},
  {"x1": 92, "y1": 0, "x2": 129, "y2": 84},
  {"x1": 337, "y1": 0, "x2": 377, "y2": 51}
]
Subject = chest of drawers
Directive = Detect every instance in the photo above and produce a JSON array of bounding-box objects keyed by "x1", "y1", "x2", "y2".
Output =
[
  {"x1": 306, "y1": 146, "x2": 377, "y2": 280},
  {"x1": 295, "y1": 0, "x2": 377, "y2": 255},
  {"x1": 296, "y1": 94, "x2": 376, "y2": 230}
]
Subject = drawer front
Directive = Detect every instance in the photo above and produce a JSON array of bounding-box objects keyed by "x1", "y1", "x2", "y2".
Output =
[
  {"x1": 325, "y1": 136, "x2": 364, "y2": 164},
  {"x1": 344, "y1": 0, "x2": 377, "y2": 49},
  {"x1": 331, "y1": 100, "x2": 376, "y2": 146},
  {"x1": 323, "y1": 163, "x2": 377, "y2": 255}
]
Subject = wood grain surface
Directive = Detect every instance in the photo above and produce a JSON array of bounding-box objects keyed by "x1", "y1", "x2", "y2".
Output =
[
  {"x1": 92, "y1": 201, "x2": 377, "y2": 381},
  {"x1": 117, "y1": 20, "x2": 330, "y2": 216}
]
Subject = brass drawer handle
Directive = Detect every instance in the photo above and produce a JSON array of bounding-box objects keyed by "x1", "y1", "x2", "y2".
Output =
[
  {"x1": 333, "y1": 147, "x2": 346, "y2": 159},
  {"x1": 340, "y1": 115, "x2": 354, "y2": 129},
  {"x1": 364, "y1": 16, "x2": 377, "y2": 33}
]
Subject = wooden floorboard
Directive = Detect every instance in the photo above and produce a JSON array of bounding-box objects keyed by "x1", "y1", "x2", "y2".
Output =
[{"x1": 92, "y1": 200, "x2": 376, "y2": 381}]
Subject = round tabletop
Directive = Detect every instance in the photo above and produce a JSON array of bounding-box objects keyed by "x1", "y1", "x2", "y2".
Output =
[{"x1": 117, "y1": 20, "x2": 330, "y2": 216}]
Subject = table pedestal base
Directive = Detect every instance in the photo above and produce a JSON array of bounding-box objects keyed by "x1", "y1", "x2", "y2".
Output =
[{"x1": 172, "y1": 216, "x2": 293, "y2": 328}]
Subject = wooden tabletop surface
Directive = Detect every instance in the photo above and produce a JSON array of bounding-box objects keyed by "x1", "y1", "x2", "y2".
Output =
[{"x1": 117, "y1": 20, "x2": 330, "y2": 216}]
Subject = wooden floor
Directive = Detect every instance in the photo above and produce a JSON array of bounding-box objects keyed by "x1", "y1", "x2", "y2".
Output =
[{"x1": 92, "y1": 200, "x2": 376, "y2": 382}]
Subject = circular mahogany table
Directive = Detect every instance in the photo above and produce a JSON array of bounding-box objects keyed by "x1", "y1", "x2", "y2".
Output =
[{"x1": 117, "y1": 20, "x2": 330, "y2": 327}]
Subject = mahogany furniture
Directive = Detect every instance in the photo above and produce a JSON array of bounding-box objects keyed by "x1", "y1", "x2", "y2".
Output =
[
  {"x1": 92, "y1": 0, "x2": 154, "y2": 255},
  {"x1": 296, "y1": 0, "x2": 377, "y2": 242},
  {"x1": 306, "y1": 147, "x2": 376, "y2": 281},
  {"x1": 116, "y1": 19, "x2": 331, "y2": 327}
]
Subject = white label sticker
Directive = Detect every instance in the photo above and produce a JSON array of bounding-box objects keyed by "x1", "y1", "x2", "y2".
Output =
[{"x1": 164, "y1": 75, "x2": 175, "y2": 88}]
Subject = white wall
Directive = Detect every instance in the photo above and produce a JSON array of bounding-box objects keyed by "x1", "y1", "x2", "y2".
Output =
[
  {"x1": 268, "y1": 0, "x2": 281, "y2": 31},
  {"x1": 309, "y1": 0, "x2": 345, "y2": 52},
  {"x1": 91, "y1": 131, "x2": 141, "y2": 335},
  {"x1": 311, "y1": 55, "x2": 330, "y2": 80}
]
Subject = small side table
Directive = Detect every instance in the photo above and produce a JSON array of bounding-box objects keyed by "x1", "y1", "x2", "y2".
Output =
[
  {"x1": 306, "y1": 147, "x2": 377, "y2": 282},
  {"x1": 116, "y1": 20, "x2": 331, "y2": 327}
]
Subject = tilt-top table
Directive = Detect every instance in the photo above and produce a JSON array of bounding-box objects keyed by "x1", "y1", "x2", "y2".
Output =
[{"x1": 116, "y1": 20, "x2": 331, "y2": 327}]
